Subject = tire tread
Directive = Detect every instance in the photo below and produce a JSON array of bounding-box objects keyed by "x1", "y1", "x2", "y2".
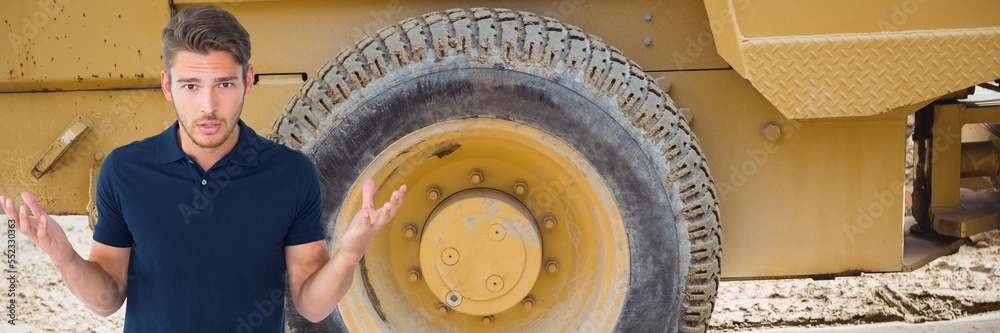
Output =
[{"x1": 274, "y1": 8, "x2": 722, "y2": 333}]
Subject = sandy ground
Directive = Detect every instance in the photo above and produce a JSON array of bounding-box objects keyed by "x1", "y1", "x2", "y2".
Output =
[
  {"x1": 710, "y1": 228, "x2": 1000, "y2": 331},
  {"x1": 1, "y1": 215, "x2": 997, "y2": 332},
  {"x1": 2, "y1": 215, "x2": 125, "y2": 332}
]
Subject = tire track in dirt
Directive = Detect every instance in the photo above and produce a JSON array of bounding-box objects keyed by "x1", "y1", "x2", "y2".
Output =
[{"x1": 710, "y1": 230, "x2": 1000, "y2": 331}]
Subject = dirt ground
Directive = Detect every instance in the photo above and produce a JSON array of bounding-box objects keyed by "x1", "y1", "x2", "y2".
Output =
[
  {"x1": 710, "y1": 228, "x2": 1000, "y2": 332},
  {"x1": 2, "y1": 215, "x2": 998, "y2": 332},
  {"x1": 3, "y1": 216, "x2": 124, "y2": 332}
]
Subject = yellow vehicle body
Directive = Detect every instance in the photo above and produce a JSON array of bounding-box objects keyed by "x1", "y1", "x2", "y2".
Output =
[
  {"x1": 2, "y1": 0, "x2": 999, "y2": 330},
  {"x1": 3, "y1": 0, "x2": 999, "y2": 278}
]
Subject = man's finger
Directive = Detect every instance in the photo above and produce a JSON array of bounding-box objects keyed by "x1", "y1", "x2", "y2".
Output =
[
  {"x1": 374, "y1": 202, "x2": 394, "y2": 227},
  {"x1": 388, "y1": 189, "x2": 403, "y2": 207},
  {"x1": 22, "y1": 192, "x2": 45, "y2": 219},
  {"x1": 361, "y1": 179, "x2": 375, "y2": 211},
  {"x1": 1, "y1": 196, "x2": 16, "y2": 218},
  {"x1": 18, "y1": 205, "x2": 34, "y2": 236},
  {"x1": 37, "y1": 215, "x2": 50, "y2": 246},
  {"x1": 395, "y1": 192, "x2": 405, "y2": 210},
  {"x1": 4, "y1": 198, "x2": 24, "y2": 232},
  {"x1": 3, "y1": 197, "x2": 17, "y2": 217}
]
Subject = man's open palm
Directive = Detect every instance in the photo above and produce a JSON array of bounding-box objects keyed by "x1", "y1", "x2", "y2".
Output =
[
  {"x1": 2, "y1": 192, "x2": 75, "y2": 267},
  {"x1": 337, "y1": 179, "x2": 406, "y2": 262}
]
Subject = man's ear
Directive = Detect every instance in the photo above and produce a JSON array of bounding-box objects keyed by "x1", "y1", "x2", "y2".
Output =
[
  {"x1": 243, "y1": 64, "x2": 255, "y2": 95},
  {"x1": 161, "y1": 70, "x2": 173, "y2": 102}
]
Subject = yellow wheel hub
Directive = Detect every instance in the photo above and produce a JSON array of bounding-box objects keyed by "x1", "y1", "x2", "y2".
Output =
[
  {"x1": 335, "y1": 119, "x2": 629, "y2": 332},
  {"x1": 420, "y1": 189, "x2": 542, "y2": 316}
]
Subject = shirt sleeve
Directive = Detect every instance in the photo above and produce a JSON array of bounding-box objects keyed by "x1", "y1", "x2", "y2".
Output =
[
  {"x1": 92, "y1": 151, "x2": 134, "y2": 248},
  {"x1": 284, "y1": 153, "x2": 326, "y2": 246}
]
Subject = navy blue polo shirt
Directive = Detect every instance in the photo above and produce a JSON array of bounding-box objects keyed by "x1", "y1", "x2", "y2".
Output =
[{"x1": 93, "y1": 120, "x2": 325, "y2": 333}]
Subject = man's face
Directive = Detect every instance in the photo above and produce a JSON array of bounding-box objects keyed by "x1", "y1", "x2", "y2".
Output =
[{"x1": 161, "y1": 50, "x2": 254, "y2": 150}]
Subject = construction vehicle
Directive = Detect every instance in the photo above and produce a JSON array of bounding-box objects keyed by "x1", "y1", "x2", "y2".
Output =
[{"x1": 2, "y1": 0, "x2": 999, "y2": 332}]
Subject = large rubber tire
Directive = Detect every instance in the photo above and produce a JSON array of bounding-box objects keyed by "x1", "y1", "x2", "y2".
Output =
[{"x1": 276, "y1": 8, "x2": 721, "y2": 332}]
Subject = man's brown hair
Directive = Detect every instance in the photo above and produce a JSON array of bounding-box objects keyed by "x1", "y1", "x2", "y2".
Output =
[{"x1": 161, "y1": 5, "x2": 251, "y2": 79}]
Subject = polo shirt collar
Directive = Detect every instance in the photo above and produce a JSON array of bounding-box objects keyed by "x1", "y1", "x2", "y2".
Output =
[{"x1": 157, "y1": 119, "x2": 260, "y2": 167}]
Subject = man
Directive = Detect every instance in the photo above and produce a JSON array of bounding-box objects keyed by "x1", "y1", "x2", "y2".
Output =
[{"x1": 0, "y1": 5, "x2": 405, "y2": 332}]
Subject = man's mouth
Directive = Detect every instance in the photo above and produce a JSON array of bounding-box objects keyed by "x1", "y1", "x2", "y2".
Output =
[{"x1": 197, "y1": 122, "x2": 222, "y2": 135}]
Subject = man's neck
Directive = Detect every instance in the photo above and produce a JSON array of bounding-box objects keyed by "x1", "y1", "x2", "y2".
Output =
[{"x1": 179, "y1": 125, "x2": 240, "y2": 172}]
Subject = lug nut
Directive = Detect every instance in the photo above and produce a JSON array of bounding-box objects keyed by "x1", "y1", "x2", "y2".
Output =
[
  {"x1": 545, "y1": 259, "x2": 560, "y2": 273},
  {"x1": 762, "y1": 122, "x2": 782, "y2": 142},
  {"x1": 522, "y1": 296, "x2": 535, "y2": 310},
  {"x1": 481, "y1": 315, "x2": 494, "y2": 325},
  {"x1": 427, "y1": 186, "x2": 441, "y2": 201},
  {"x1": 513, "y1": 180, "x2": 528, "y2": 196},
  {"x1": 406, "y1": 267, "x2": 422, "y2": 282},
  {"x1": 436, "y1": 303, "x2": 450, "y2": 315},
  {"x1": 542, "y1": 215, "x2": 557, "y2": 229},
  {"x1": 469, "y1": 169, "x2": 484, "y2": 184},
  {"x1": 402, "y1": 223, "x2": 418, "y2": 238},
  {"x1": 679, "y1": 107, "x2": 693, "y2": 123}
]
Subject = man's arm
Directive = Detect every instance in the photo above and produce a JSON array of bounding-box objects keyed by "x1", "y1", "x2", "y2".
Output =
[
  {"x1": 59, "y1": 243, "x2": 130, "y2": 316},
  {"x1": 286, "y1": 179, "x2": 406, "y2": 323},
  {"x1": 2, "y1": 192, "x2": 130, "y2": 316},
  {"x1": 285, "y1": 240, "x2": 352, "y2": 323}
]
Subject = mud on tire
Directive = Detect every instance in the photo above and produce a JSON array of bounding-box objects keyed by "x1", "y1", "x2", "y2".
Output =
[{"x1": 274, "y1": 8, "x2": 721, "y2": 332}]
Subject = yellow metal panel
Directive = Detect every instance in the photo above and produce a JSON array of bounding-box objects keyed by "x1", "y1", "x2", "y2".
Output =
[
  {"x1": 0, "y1": 0, "x2": 168, "y2": 92},
  {"x1": 656, "y1": 70, "x2": 905, "y2": 278},
  {"x1": 0, "y1": 82, "x2": 299, "y2": 214},
  {"x1": 704, "y1": 0, "x2": 1000, "y2": 119},
  {"x1": 177, "y1": 0, "x2": 729, "y2": 75},
  {"x1": 702, "y1": 0, "x2": 746, "y2": 76},
  {"x1": 931, "y1": 105, "x2": 963, "y2": 208},
  {"x1": 741, "y1": 29, "x2": 1000, "y2": 119},
  {"x1": 0, "y1": 0, "x2": 736, "y2": 90},
  {"x1": 732, "y1": 0, "x2": 1000, "y2": 37}
]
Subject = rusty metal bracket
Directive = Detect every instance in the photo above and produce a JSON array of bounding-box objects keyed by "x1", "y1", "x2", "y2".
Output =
[
  {"x1": 87, "y1": 164, "x2": 101, "y2": 230},
  {"x1": 31, "y1": 116, "x2": 92, "y2": 179}
]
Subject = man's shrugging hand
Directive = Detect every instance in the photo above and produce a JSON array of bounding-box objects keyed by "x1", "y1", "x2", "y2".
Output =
[{"x1": 337, "y1": 179, "x2": 406, "y2": 263}]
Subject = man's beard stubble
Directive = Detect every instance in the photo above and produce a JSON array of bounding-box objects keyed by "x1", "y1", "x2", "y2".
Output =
[
  {"x1": 174, "y1": 101, "x2": 242, "y2": 150},
  {"x1": 184, "y1": 115, "x2": 234, "y2": 149}
]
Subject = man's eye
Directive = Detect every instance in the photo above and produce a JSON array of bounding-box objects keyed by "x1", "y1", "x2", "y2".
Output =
[
  {"x1": 182, "y1": 84, "x2": 196, "y2": 90},
  {"x1": 220, "y1": 82, "x2": 234, "y2": 88}
]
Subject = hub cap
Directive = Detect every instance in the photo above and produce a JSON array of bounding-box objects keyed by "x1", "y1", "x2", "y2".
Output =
[{"x1": 420, "y1": 189, "x2": 542, "y2": 316}]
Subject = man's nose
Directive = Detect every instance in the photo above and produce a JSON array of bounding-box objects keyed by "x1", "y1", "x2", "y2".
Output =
[{"x1": 200, "y1": 89, "x2": 218, "y2": 114}]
